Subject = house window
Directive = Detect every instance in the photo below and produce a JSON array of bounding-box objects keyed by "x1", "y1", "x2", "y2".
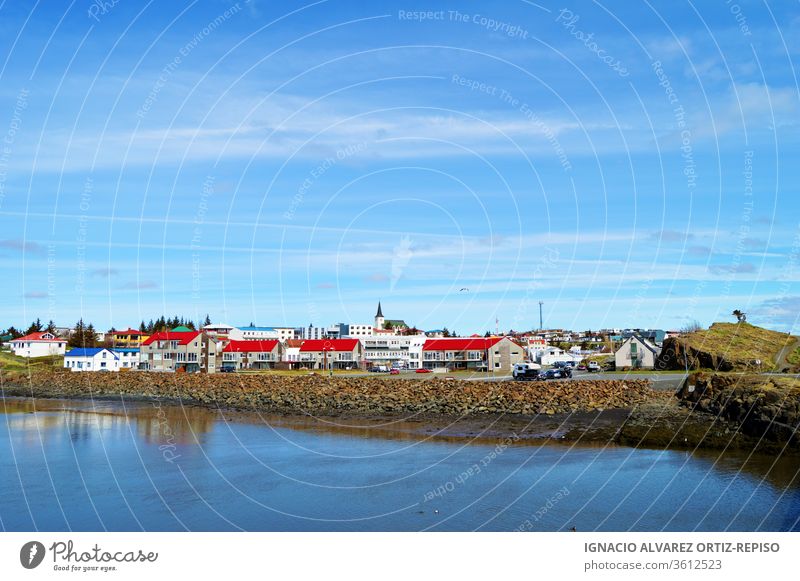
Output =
[
  {"x1": 101, "y1": 362, "x2": 106, "y2": 368},
  {"x1": 494, "y1": 362, "x2": 501, "y2": 368}
]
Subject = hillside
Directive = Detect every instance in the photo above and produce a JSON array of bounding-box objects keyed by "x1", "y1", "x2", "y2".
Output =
[{"x1": 656, "y1": 322, "x2": 797, "y2": 372}]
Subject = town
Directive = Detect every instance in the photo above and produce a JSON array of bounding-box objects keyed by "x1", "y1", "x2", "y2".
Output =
[{"x1": 1, "y1": 301, "x2": 676, "y2": 376}]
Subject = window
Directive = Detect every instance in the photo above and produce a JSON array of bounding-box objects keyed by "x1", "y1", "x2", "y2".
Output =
[
  {"x1": 101, "y1": 362, "x2": 106, "y2": 368},
  {"x1": 494, "y1": 362, "x2": 501, "y2": 368}
]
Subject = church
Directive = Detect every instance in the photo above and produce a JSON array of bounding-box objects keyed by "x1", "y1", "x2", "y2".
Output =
[{"x1": 374, "y1": 302, "x2": 408, "y2": 332}]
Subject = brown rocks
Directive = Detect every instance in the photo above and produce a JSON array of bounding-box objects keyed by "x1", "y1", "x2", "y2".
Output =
[{"x1": 2, "y1": 369, "x2": 658, "y2": 417}]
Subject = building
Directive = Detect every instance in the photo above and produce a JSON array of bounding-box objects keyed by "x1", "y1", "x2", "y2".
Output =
[
  {"x1": 64, "y1": 348, "x2": 119, "y2": 372},
  {"x1": 421, "y1": 337, "x2": 524, "y2": 372},
  {"x1": 221, "y1": 340, "x2": 282, "y2": 370},
  {"x1": 113, "y1": 348, "x2": 140, "y2": 369},
  {"x1": 110, "y1": 328, "x2": 149, "y2": 348},
  {"x1": 343, "y1": 324, "x2": 374, "y2": 338},
  {"x1": 139, "y1": 331, "x2": 220, "y2": 373},
  {"x1": 615, "y1": 334, "x2": 661, "y2": 369},
  {"x1": 202, "y1": 323, "x2": 234, "y2": 339},
  {"x1": 299, "y1": 324, "x2": 327, "y2": 340},
  {"x1": 535, "y1": 346, "x2": 582, "y2": 366},
  {"x1": 9, "y1": 332, "x2": 67, "y2": 358},
  {"x1": 229, "y1": 326, "x2": 280, "y2": 341},
  {"x1": 373, "y1": 301, "x2": 407, "y2": 332},
  {"x1": 293, "y1": 339, "x2": 362, "y2": 370},
  {"x1": 360, "y1": 333, "x2": 427, "y2": 369},
  {"x1": 281, "y1": 339, "x2": 304, "y2": 367}
]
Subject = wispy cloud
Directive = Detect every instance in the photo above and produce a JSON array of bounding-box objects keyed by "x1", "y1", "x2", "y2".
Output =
[
  {"x1": 0, "y1": 239, "x2": 45, "y2": 255},
  {"x1": 23, "y1": 291, "x2": 48, "y2": 299}
]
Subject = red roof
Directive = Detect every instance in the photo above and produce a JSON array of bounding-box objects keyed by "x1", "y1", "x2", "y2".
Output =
[
  {"x1": 299, "y1": 339, "x2": 359, "y2": 352},
  {"x1": 12, "y1": 332, "x2": 62, "y2": 343},
  {"x1": 422, "y1": 337, "x2": 503, "y2": 351},
  {"x1": 141, "y1": 331, "x2": 201, "y2": 346},
  {"x1": 223, "y1": 340, "x2": 279, "y2": 353},
  {"x1": 113, "y1": 328, "x2": 144, "y2": 336}
]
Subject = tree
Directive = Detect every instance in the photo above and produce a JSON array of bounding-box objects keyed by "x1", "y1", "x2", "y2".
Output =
[
  {"x1": 45, "y1": 320, "x2": 57, "y2": 334},
  {"x1": 25, "y1": 318, "x2": 43, "y2": 335},
  {"x1": 442, "y1": 327, "x2": 451, "y2": 337},
  {"x1": 4, "y1": 326, "x2": 22, "y2": 339},
  {"x1": 203, "y1": 314, "x2": 211, "y2": 327},
  {"x1": 68, "y1": 319, "x2": 86, "y2": 347},
  {"x1": 84, "y1": 324, "x2": 98, "y2": 347},
  {"x1": 732, "y1": 310, "x2": 747, "y2": 323}
]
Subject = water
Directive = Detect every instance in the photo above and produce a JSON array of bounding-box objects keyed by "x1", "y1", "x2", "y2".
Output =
[{"x1": 1, "y1": 396, "x2": 798, "y2": 531}]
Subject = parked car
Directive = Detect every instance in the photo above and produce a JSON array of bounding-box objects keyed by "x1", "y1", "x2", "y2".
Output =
[
  {"x1": 416, "y1": 368, "x2": 432, "y2": 374},
  {"x1": 538, "y1": 368, "x2": 571, "y2": 380},
  {"x1": 389, "y1": 369, "x2": 400, "y2": 375},
  {"x1": 513, "y1": 362, "x2": 542, "y2": 381},
  {"x1": 220, "y1": 366, "x2": 236, "y2": 373},
  {"x1": 587, "y1": 361, "x2": 601, "y2": 372},
  {"x1": 577, "y1": 364, "x2": 587, "y2": 371}
]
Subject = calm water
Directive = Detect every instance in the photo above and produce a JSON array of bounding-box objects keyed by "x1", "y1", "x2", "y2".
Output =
[{"x1": 1, "y1": 396, "x2": 798, "y2": 531}]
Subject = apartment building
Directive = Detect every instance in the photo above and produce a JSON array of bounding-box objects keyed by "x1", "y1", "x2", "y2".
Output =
[
  {"x1": 421, "y1": 337, "x2": 524, "y2": 372},
  {"x1": 221, "y1": 340, "x2": 282, "y2": 370},
  {"x1": 139, "y1": 331, "x2": 221, "y2": 373}
]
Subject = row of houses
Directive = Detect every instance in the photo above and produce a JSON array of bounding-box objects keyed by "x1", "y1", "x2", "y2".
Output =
[{"x1": 54, "y1": 331, "x2": 526, "y2": 374}]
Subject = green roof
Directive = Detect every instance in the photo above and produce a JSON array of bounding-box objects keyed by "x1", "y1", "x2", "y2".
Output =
[{"x1": 171, "y1": 325, "x2": 192, "y2": 332}]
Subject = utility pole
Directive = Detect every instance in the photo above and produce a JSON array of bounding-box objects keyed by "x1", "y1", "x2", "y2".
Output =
[{"x1": 539, "y1": 301, "x2": 544, "y2": 331}]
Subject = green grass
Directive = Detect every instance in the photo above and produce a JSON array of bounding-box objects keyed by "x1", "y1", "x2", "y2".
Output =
[
  {"x1": 681, "y1": 322, "x2": 796, "y2": 366},
  {"x1": 0, "y1": 349, "x2": 64, "y2": 373},
  {"x1": 787, "y1": 347, "x2": 800, "y2": 367}
]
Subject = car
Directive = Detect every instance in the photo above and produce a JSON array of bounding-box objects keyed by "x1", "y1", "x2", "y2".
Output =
[
  {"x1": 416, "y1": 368, "x2": 432, "y2": 373},
  {"x1": 513, "y1": 362, "x2": 542, "y2": 381},
  {"x1": 577, "y1": 364, "x2": 587, "y2": 371},
  {"x1": 587, "y1": 361, "x2": 601, "y2": 372},
  {"x1": 389, "y1": 369, "x2": 400, "y2": 375},
  {"x1": 220, "y1": 366, "x2": 236, "y2": 373},
  {"x1": 538, "y1": 368, "x2": 571, "y2": 380}
]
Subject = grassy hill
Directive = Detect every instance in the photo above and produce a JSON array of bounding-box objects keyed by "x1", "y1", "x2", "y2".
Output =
[
  {"x1": 658, "y1": 322, "x2": 797, "y2": 371},
  {"x1": 0, "y1": 349, "x2": 64, "y2": 373}
]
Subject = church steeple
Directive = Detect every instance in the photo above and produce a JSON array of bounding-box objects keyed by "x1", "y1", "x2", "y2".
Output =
[{"x1": 375, "y1": 301, "x2": 385, "y2": 330}]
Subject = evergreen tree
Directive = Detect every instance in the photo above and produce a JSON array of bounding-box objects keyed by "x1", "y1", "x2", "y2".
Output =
[
  {"x1": 139, "y1": 320, "x2": 147, "y2": 333},
  {"x1": 25, "y1": 318, "x2": 43, "y2": 335},
  {"x1": 45, "y1": 320, "x2": 57, "y2": 334},
  {"x1": 203, "y1": 314, "x2": 211, "y2": 327},
  {"x1": 4, "y1": 326, "x2": 22, "y2": 339},
  {"x1": 84, "y1": 324, "x2": 98, "y2": 347},
  {"x1": 68, "y1": 319, "x2": 86, "y2": 348}
]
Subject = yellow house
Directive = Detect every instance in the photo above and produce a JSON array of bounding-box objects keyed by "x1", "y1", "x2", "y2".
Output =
[{"x1": 111, "y1": 328, "x2": 149, "y2": 347}]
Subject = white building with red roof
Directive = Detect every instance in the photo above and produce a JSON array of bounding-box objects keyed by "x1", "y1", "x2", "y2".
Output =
[
  {"x1": 9, "y1": 332, "x2": 67, "y2": 358},
  {"x1": 221, "y1": 340, "x2": 282, "y2": 370},
  {"x1": 292, "y1": 338, "x2": 362, "y2": 370},
  {"x1": 139, "y1": 331, "x2": 220, "y2": 373},
  {"x1": 421, "y1": 336, "x2": 524, "y2": 373}
]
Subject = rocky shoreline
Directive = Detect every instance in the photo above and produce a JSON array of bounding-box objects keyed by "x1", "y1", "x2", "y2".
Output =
[{"x1": 1, "y1": 369, "x2": 797, "y2": 454}]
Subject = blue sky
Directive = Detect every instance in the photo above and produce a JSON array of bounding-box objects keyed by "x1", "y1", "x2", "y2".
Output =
[{"x1": 1, "y1": 0, "x2": 798, "y2": 334}]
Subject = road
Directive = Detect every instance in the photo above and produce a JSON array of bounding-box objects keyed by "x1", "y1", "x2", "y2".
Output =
[{"x1": 345, "y1": 369, "x2": 688, "y2": 391}]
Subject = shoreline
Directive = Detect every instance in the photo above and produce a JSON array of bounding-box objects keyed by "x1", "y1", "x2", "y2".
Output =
[{"x1": 2, "y1": 371, "x2": 794, "y2": 454}]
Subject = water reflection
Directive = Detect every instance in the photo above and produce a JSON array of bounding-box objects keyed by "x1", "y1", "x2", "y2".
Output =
[{"x1": 1, "y1": 397, "x2": 215, "y2": 447}]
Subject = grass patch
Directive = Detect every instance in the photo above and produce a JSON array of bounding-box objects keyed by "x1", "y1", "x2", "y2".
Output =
[
  {"x1": 0, "y1": 350, "x2": 64, "y2": 373},
  {"x1": 681, "y1": 322, "x2": 796, "y2": 366}
]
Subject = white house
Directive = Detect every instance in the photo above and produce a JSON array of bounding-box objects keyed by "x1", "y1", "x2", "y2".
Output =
[
  {"x1": 9, "y1": 332, "x2": 67, "y2": 358},
  {"x1": 535, "y1": 346, "x2": 582, "y2": 366},
  {"x1": 63, "y1": 348, "x2": 120, "y2": 372},
  {"x1": 113, "y1": 348, "x2": 140, "y2": 369},
  {"x1": 615, "y1": 335, "x2": 661, "y2": 369}
]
